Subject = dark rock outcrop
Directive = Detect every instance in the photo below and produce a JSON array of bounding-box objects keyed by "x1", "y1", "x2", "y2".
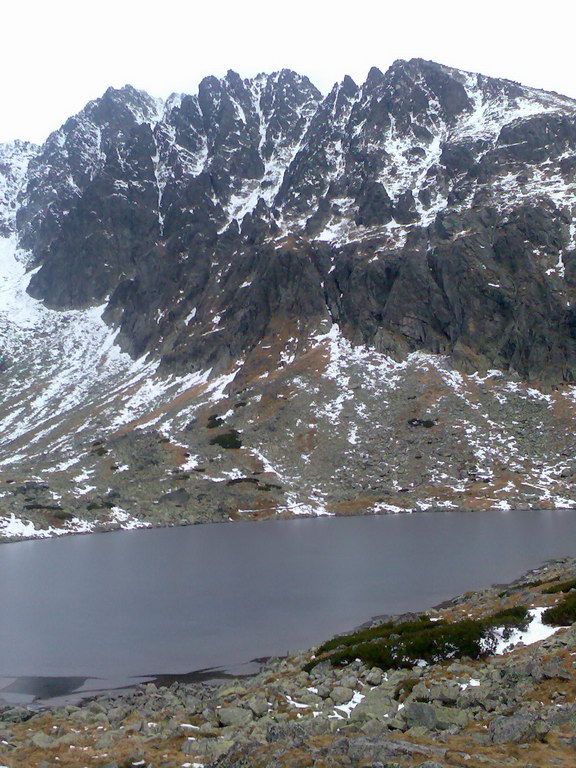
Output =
[{"x1": 5, "y1": 59, "x2": 576, "y2": 382}]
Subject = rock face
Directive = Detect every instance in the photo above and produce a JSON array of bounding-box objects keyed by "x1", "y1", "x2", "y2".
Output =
[
  {"x1": 0, "y1": 140, "x2": 38, "y2": 236},
  {"x1": 10, "y1": 59, "x2": 576, "y2": 381},
  {"x1": 3, "y1": 60, "x2": 576, "y2": 537}
]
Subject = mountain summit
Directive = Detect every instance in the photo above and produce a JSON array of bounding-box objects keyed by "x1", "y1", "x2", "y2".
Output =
[{"x1": 1, "y1": 60, "x2": 576, "y2": 538}]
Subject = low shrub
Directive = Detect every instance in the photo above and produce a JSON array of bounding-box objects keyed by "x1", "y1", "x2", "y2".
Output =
[
  {"x1": 86, "y1": 501, "x2": 115, "y2": 511},
  {"x1": 317, "y1": 617, "x2": 433, "y2": 655},
  {"x1": 408, "y1": 418, "x2": 435, "y2": 428},
  {"x1": 209, "y1": 430, "x2": 242, "y2": 449},
  {"x1": 498, "y1": 579, "x2": 546, "y2": 597},
  {"x1": 24, "y1": 503, "x2": 65, "y2": 512},
  {"x1": 329, "y1": 620, "x2": 488, "y2": 669},
  {"x1": 483, "y1": 606, "x2": 529, "y2": 626},
  {"x1": 206, "y1": 414, "x2": 225, "y2": 429},
  {"x1": 542, "y1": 593, "x2": 576, "y2": 626},
  {"x1": 542, "y1": 578, "x2": 576, "y2": 595},
  {"x1": 306, "y1": 607, "x2": 529, "y2": 672}
]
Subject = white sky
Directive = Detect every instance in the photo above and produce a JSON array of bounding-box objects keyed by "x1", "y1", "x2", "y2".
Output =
[{"x1": 2, "y1": 0, "x2": 576, "y2": 144}]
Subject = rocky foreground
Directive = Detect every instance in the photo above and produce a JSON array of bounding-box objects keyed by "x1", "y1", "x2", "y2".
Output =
[{"x1": 2, "y1": 560, "x2": 576, "y2": 767}]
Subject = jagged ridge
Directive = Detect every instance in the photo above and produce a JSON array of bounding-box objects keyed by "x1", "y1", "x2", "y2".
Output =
[
  {"x1": 7, "y1": 58, "x2": 576, "y2": 381},
  {"x1": 1, "y1": 60, "x2": 576, "y2": 538}
]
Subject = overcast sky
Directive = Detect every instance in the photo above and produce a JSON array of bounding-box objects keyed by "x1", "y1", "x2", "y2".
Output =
[{"x1": 3, "y1": 0, "x2": 576, "y2": 144}]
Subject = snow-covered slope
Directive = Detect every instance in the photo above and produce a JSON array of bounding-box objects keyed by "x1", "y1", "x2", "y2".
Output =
[
  {"x1": 1, "y1": 60, "x2": 576, "y2": 539},
  {"x1": 0, "y1": 140, "x2": 38, "y2": 236}
]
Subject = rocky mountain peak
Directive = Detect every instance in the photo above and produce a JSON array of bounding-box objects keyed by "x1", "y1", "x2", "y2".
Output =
[
  {"x1": 93, "y1": 84, "x2": 163, "y2": 127},
  {"x1": 4, "y1": 60, "x2": 576, "y2": 382},
  {"x1": 340, "y1": 74, "x2": 359, "y2": 97},
  {"x1": 364, "y1": 65, "x2": 385, "y2": 88},
  {"x1": 3, "y1": 61, "x2": 576, "y2": 537}
]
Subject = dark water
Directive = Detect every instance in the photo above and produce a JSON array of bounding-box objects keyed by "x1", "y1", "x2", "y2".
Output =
[{"x1": 1, "y1": 509, "x2": 575, "y2": 705}]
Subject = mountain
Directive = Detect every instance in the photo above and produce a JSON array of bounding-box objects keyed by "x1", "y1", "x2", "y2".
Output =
[{"x1": 1, "y1": 59, "x2": 576, "y2": 539}]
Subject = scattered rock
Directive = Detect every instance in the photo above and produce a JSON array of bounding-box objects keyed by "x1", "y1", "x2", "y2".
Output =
[{"x1": 488, "y1": 712, "x2": 550, "y2": 744}]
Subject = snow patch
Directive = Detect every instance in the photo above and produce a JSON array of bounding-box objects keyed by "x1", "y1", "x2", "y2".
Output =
[{"x1": 491, "y1": 607, "x2": 562, "y2": 654}]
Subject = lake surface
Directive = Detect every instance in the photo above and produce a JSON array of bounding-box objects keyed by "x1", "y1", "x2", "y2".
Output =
[{"x1": 1, "y1": 509, "x2": 576, "y2": 705}]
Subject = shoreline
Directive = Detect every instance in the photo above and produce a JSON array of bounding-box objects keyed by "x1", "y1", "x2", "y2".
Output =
[
  {"x1": 2, "y1": 557, "x2": 575, "y2": 767},
  {"x1": 1, "y1": 502, "x2": 575, "y2": 546}
]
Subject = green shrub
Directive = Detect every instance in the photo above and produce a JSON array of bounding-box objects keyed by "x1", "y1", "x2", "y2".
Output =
[
  {"x1": 498, "y1": 579, "x2": 545, "y2": 597},
  {"x1": 408, "y1": 418, "x2": 435, "y2": 428},
  {"x1": 328, "y1": 620, "x2": 489, "y2": 669},
  {"x1": 24, "y1": 503, "x2": 65, "y2": 512},
  {"x1": 483, "y1": 606, "x2": 529, "y2": 627},
  {"x1": 209, "y1": 430, "x2": 242, "y2": 449},
  {"x1": 86, "y1": 501, "x2": 115, "y2": 511},
  {"x1": 542, "y1": 593, "x2": 576, "y2": 626},
  {"x1": 317, "y1": 617, "x2": 434, "y2": 655},
  {"x1": 542, "y1": 578, "x2": 576, "y2": 595},
  {"x1": 307, "y1": 607, "x2": 530, "y2": 672}
]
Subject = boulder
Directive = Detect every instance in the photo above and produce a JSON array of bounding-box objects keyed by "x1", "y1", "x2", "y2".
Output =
[
  {"x1": 404, "y1": 702, "x2": 469, "y2": 731},
  {"x1": 183, "y1": 736, "x2": 234, "y2": 759},
  {"x1": 349, "y1": 686, "x2": 396, "y2": 721},
  {"x1": 489, "y1": 712, "x2": 550, "y2": 744},
  {"x1": 329, "y1": 685, "x2": 355, "y2": 705},
  {"x1": 417, "y1": 762, "x2": 446, "y2": 768},
  {"x1": 348, "y1": 735, "x2": 446, "y2": 762},
  {"x1": 246, "y1": 694, "x2": 268, "y2": 716},
  {"x1": 427, "y1": 682, "x2": 459, "y2": 705},
  {"x1": 30, "y1": 732, "x2": 56, "y2": 749},
  {"x1": 217, "y1": 706, "x2": 253, "y2": 727},
  {"x1": 266, "y1": 722, "x2": 307, "y2": 746}
]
